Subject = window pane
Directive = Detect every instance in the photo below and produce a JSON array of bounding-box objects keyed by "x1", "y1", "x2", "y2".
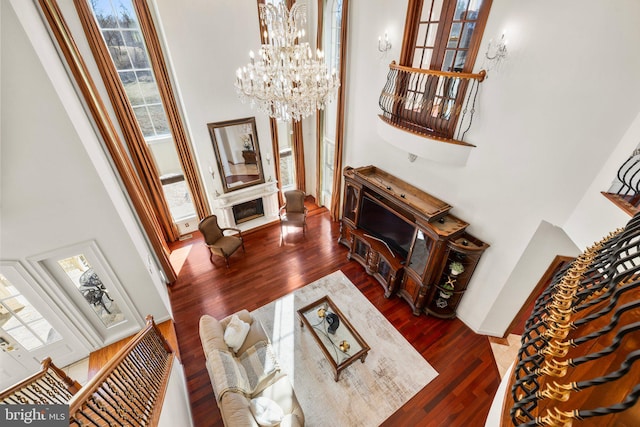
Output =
[
  {"x1": 117, "y1": 1, "x2": 138, "y2": 28},
  {"x1": 92, "y1": 0, "x2": 117, "y2": 28},
  {"x1": 422, "y1": 0, "x2": 444, "y2": 21},
  {"x1": 413, "y1": 49, "x2": 432, "y2": 69},
  {"x1": 137, "y1": 70, "x2": 161, "y2": 104},
  {"x1": 103, "y1": 31, "x2": 132, "y2": 70},
  {"x1": 120, "y1": 71, "x2": 143, "y2": 106},
  {"x1": 443, "y1": 50, "x2": 455, "y2": 71},
  {"x1": 5, "y1": 324, "x2": 41, "y2": 351},
  {"x1": 122, "y1": 30, "x2": 150, "y2": 68},
  {"x1": 148, "y1": 105, "x2": 170, "y2": 135},
  {"x1": 426, "y1": 24, "x2": 439, "y2": 48},
  {"x1": 31, "y1": 318, "x2": 62, "y2": 344},
  {"x1": 57, "y1": 255, "x2": 125, "y2": 328},
  {"x1": 133, "y1": 106, "x2": 154, "y2": 136},
  {"x1": 417, "y1": 24, "x2": 428, "y2": 47},
  {"x1": 279, "y1": 152, "x2": 294, "y2": 188},
  {"x1": 449, "y1": 23, "x2": 462, "y2": 48},
  {"x1": 452, "y1": 50, "x2": 467, "y2": 71},
  {"x1": 460, "y1": 22, "x2": 476, "y2": 48},
  {"x1": 162, "y1": 180, "x2": 196, "y2": 221},
  {"x1": 0, "y1": 276, "x2": 19, "y2": 297},
  {"x1": 454, "y1": 0, "x2": 471, "y2": 20},
  {"x1": 0, "y1": 275, "x2": 60, "y2": 351}
]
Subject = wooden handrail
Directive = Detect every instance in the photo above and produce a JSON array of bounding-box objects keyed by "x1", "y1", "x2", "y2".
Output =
[
  {"x1": 0, "y1": 357, "x2": 82, "y2": 404},
  {"x1": 68, "y1": 315, "x2": 174, "y2": 426},
  {"x1": 388, "y1": 61, "x2": 487, "y2": 82}
]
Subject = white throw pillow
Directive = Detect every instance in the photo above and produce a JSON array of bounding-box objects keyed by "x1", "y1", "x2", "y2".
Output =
[
  {"x1": 223, "y1": 314, "x2": 251, "y2": 353},
  {"x1": 250, "y1": 396, "x2": 284, "y2": 427}
]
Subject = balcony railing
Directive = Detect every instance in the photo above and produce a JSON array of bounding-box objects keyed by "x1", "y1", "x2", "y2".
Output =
[
  {"x1": 602, "y1": 148, "x2": 640, "y2": 216},
  {"x1": 379, "y1": 61, "x2": 486, "y2": 145}
]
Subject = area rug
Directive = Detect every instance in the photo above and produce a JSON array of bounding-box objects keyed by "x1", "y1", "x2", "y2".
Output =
[{"x1": 251, "y1": 270, "x2": 438, "y2": 427}]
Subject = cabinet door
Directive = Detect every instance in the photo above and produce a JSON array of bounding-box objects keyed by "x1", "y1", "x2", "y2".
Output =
[
  {"x1": 399, "y1": 270, "x2": 426, "y2": 315},
  {"x1": 426, "y1": 233, "x2": 489, "y2": 318},
  {"x1": 407, "y1": 229, "x2": 430, "y2": 275},
  {"x1": 343, "y1": 183, "x2": 360, "y2": 225},
  {"x1": 349, "y1": 235, "x2": 370, "y2": 270},
  {"x1": 375, "y1": 256, "x2": 400, "y2": 297}
]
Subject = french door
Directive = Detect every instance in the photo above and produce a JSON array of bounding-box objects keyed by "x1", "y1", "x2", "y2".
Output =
[{"x1": 0, "y1": 262, "x2": 90, "y2": 390}]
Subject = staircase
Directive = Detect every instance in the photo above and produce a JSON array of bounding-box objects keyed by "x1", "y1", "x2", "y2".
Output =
[{"x1": 0, "y1": 315, "x2": 174, "y2": 426}]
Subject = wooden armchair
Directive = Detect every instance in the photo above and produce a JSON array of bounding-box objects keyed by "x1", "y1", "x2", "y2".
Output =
[
  {"x1": 198, "y1": 215, "x2": 245, "y2": 267},
  {"x1": 279, "y1": 190, "x2": 308, "y2": 243}
]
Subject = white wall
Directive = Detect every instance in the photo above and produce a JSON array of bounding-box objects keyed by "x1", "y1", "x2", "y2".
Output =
[
  {"x1": 564, "y1": 111, "x2": 640, "y2": 248},
  {"x1": 478, "y1": 221, "x2": 580, "y2": 336},
  {"x1": 151, "y1": 0, "x2": 278, "y2": 200},
  {"x1": 341, "y1": 0, "x2": 640, "y2": 332},
  {"x1": 158, "y1": 361, "x2": 194, "y2": 427},
  {"x1": 2, "y1": 1, "x2": 171, "y2": 352}
]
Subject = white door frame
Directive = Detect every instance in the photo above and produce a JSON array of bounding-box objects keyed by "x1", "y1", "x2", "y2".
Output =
[
  {"x1": 28, "y1": 240, "x2": 144, "y2": 348},
  {"x1": 0, "y1": 261, "x2": 91, "y2": 389}
]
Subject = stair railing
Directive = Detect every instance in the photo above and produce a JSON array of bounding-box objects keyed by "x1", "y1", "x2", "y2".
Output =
[
  {"x1": 0, "y1": 357, "x2": 82, "y2": 405},
  {"x1": 68, "y1": 315, "x2": 174, "y2": 426}
]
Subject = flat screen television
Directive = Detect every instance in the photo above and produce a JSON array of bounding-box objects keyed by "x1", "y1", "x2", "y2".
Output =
[{"x1": 358, "y1": 196, "x2": 415, "y2": 258}]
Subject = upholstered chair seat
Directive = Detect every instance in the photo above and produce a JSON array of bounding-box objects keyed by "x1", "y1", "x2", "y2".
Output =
[
  {"x1": 279, "y1": 190, "x2": 308, "y2": 244},
  {"x1": 198, "y1": 215, "x2": 245, "y2": 267}
]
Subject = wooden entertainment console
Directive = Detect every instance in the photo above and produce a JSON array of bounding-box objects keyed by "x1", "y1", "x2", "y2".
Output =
[{"x1": 340, "y1": 165, "x2": 489, "y2": 318}]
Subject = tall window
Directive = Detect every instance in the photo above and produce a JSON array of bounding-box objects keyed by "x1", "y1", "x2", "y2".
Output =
[
  {"x1": 89, "y1": 0, "x2": 196, "y2": 224},
  {"x1": 277, "y1": 123, "x2": 295, "y2": 189},
  {"x1": 320, "y1": 0, "x2": 342, "y2": 207},
  {"x1": 410, "y1": 0, "x2": 490, "y2": 73}
]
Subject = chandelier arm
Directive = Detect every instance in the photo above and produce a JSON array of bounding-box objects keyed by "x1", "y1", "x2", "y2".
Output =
[{"x1": 236, "y1": 1, "x2": 339, "y2": 122}]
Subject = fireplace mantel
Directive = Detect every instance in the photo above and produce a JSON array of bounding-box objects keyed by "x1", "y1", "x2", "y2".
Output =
[{"x1": 211, "y1": 182, "x2": 279, "y2": 230}]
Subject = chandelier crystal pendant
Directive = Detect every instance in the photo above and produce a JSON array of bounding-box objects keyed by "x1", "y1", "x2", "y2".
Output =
[{"x1": 235, "y1": 1, "x2": 340, "y2": 122}]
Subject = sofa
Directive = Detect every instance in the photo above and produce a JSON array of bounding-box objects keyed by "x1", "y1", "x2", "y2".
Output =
[{"x1": 199, "y1": 310, "x2": 305, "y2": 427}]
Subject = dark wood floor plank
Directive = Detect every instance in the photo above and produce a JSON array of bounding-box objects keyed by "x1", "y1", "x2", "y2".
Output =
[{"x1": 167, "y1": 203, "x2": 501, "y2": 427}]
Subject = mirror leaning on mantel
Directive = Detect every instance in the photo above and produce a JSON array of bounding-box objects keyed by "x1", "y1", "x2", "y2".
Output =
[{"x1": 207, "y1": 117, "x2": 265, "y2": 193}]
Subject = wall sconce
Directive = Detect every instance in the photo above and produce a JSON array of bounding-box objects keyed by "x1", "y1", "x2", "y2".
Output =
[
  {"x1": 485, "y1": 33, "x2": 508, "y2": 63},
  {"x1": 378, "y1": 32, "x2": 391, "y2": 52}
]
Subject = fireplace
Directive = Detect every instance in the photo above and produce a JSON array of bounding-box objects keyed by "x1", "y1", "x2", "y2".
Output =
[{"x1": 232, "y1": 198, "x2": 264, "y2": 224}]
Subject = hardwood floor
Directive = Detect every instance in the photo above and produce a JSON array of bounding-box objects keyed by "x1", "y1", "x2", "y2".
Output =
[{"x1": 167, "y1": 203, "x2": 501, "y2": 427}]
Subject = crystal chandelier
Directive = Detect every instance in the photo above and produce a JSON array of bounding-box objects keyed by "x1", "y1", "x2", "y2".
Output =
[{"x1": 235, "y1": 1, "x2": 340, "y2": 122}]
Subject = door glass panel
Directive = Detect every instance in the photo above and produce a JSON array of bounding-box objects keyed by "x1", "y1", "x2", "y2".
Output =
[
  {"x1": 408, "y1": 230, "x2": 431, "y2": 275},
  {"x1": 0, "y1": 274, "x2": 61, "y2": 351},
  {"x1": 57, "y1": 255, "x2": 124, "y2": 328}
]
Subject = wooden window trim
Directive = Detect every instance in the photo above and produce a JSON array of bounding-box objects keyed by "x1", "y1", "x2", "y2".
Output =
[
  {"x1": 132, "y1": 0, "x2": 211, "y2": 224},
  {"x1": 37, "y1": 0, "x2": 177, "y2": 282},
  {"x1": 74, "y1": 0, "x2": 178, "y2": 242},
  {"x1": 75, "y1": 0, "x2": 211, "y2": 242}
]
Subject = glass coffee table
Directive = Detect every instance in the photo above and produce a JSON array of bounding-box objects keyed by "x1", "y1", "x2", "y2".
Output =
[{"x1": 297, "y1": 295, "x2": 370, "y2": 381}]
